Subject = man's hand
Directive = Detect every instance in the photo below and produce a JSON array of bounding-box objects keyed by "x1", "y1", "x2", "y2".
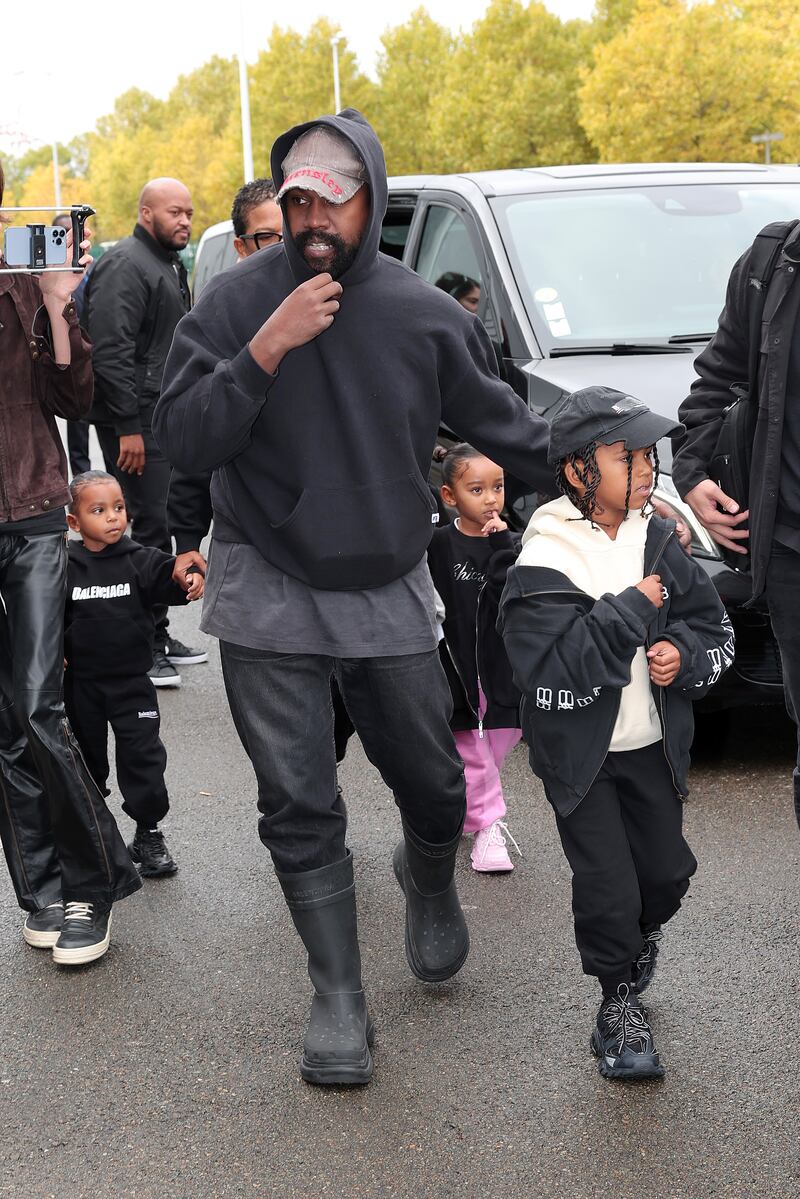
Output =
[
  {"x1": 481, "y1": 513, "x2": 508, "y2": 535},
  {"x1": 117, "y1": 434, "x2": 146, "y2": 476},
  {"x1": 173, "y1": 551, "x2": 207, "y2": 601},
  {"x1": 249, "y1": 274, "x2": 343, "y2": 373},
  {"x1": 635, "y1": 574, "x2": 665, "y2": 609},
  {"x1": 647, "y1": 639, "x2": 681, "y2": 687},
  {"x1": 651, "y1": 498, "x2": 692, "y2": 553},
  {"x1": 684, "y1": 479, "x2": 749, "y2": 554}
]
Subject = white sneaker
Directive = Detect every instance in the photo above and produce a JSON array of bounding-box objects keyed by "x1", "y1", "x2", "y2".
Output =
[{"x1": 470, "y1": 820, "x2": 521, "y2": 873}]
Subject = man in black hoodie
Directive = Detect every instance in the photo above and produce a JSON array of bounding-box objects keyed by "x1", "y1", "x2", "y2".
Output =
[{"x1": 154, "y1": 111, "x2": 553, "y2": 1087}]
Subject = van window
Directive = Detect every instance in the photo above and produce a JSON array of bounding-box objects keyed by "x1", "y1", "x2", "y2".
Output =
[
  {"x1": 415, "y1": 204, "x2": 501, "y2": 343},
  {"x1": 380, "y1": 205, "x2": 415, "y2": 261},
  {"x1": 193, "y1": 230, "x2": 237, "y2": 299}
]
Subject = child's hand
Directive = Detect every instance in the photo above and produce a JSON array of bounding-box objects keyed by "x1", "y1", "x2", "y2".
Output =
[
  {"x1": 635, "y1": 574, "x2": 664, "y2": 609},
  {"x1": 481, "y1": 513, "x2": 508, "y2": 535},
  {"x1": 173, "y1": 551, "x2": 207, "y2": 594},
  {"x1": 185, "y1": 572, "x2": 205, "y2": 601},
  {"x1": 647, "y1": 640, "x2": 681, "y2": 686}
]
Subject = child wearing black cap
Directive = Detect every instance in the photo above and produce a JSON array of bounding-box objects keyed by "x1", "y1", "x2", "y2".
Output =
[{"x1": 497, "y1": 386, "x2": 734, "y2": 1080}]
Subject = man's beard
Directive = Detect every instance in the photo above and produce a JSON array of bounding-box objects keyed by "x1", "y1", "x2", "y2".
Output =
[
  {"x1": 293, "y1": 229, "x2": 359, "y2": 279},
  {"x1": 152, "y1": 215, "x2": 188, "y2": 252}
]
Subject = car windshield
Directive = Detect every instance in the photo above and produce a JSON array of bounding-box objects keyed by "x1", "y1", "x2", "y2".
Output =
[{"x1": 490, "y1": 182, "x2": 800, "y2": 347}]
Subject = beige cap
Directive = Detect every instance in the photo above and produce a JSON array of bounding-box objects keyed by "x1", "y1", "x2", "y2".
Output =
[{"x1": 277, "y1": 126, "x2": 367, "y2": 205}]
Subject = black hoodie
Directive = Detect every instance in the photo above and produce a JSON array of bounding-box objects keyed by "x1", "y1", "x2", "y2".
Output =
[
  {"x1": 153, "y1": 110, "x2": 551, "y2": 591},
  {"x1": 65, "y1": 538, "x2": 188, "y2": 677}
]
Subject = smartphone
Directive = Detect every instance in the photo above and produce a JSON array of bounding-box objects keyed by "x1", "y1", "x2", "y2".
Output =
[{"x1": 4, "y1": 224, "x2": 68, "y2": 269}]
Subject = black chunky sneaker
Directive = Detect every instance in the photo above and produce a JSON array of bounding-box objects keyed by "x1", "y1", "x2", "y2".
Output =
[
  {"x1": 591, "y1": 984, "x2": 665, "y2": 1080},
  {"x1": 53, "y1": 902, "x2": 112, "y2": 966},
  {"x1": 129, "y1": 828, "x2": 178, "y2": 877},
  {"x1": 631, "y1": 925, "x2": 663, "y2": 995},
  {"x1": 165, "y1": 637, "x2": 208, "y2": 665},
  {"x1": 23, "y1": 901, "x2": 64, "y2": 949}
]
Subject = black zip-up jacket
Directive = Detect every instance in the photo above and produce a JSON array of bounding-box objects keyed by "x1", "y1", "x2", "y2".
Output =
[
  {"x1": 427, "y1": 524, "x2": 520, "y2": 731},
  {"x1": 672, "y1": 222, "x2": 800, "y2": 598},
  {"x1": 153, "y1": 109, "x2": 551, "y2": 592},
  {"x1": 497, "y1": 515, "x2": 734, "y2": 816},
  {"x1": 85, "y1": 224, "x2": 190, "y2": 436},
  {"x1": 65, "y1": 537, "x2": 188, "y2": 677}
]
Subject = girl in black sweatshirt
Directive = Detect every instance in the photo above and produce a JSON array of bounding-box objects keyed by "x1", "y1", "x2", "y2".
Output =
[{"x1": 426, "y1": 444, "x2": 522, "y2": 873}]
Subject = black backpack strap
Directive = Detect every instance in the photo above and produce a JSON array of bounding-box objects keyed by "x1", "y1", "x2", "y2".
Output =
[{"x1": 745, "y1": 219, "x2": 800, "y2": 393}]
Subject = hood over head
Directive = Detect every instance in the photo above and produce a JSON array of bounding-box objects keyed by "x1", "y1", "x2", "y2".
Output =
[{"x1": 270, "y1": 108, "x2": 387, "y2": 285}]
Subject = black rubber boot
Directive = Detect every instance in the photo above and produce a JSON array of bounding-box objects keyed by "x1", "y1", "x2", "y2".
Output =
[
  {"x1": 276, "y1": 852, "x2": 374, "y2": 1086},
  {"x1": 393, "y1": 820, "x2": 470, "y2": 982}
]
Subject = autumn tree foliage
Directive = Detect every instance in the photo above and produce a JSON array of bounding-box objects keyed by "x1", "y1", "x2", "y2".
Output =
[{"x1": 3, "y1": 1, "x2": 799, "y2": 240}]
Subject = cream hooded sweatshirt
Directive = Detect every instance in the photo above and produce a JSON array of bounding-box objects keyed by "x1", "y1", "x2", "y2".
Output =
[{"x1": 518, "y1": 495, "x2": 661, "y2": 752}]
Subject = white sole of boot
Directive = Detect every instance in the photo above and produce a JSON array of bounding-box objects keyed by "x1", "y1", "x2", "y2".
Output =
[{"x1": 23, "y1": 926, "x2": 62, "y2": 949}]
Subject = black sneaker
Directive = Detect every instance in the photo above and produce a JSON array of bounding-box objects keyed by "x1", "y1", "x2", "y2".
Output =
[
  {"x1": 52, "y1": 902, "x2": 111, "y2": 966},
  {"x1": 23, "y1": 901, "x2": 64, "y2": 949},
  {"x1": 165, "y1": 637, "x2": 208, "y2": 665},
  {"x1": 591, "y1": 984, "x2": 665, "y2": 1080},
  {"x1": 631, "y1": 925, "x2": 663, "y2": 995},
  {"x1": 129, "y1": 828, "x2": 178, "y2": 877},
  {"x1": 148, "y1": 651, "x2": 181, "y2": 688}
]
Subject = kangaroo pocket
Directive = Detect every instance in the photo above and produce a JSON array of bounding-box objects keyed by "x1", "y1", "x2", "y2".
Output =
[
  {"x1": 268, "y1": 474, "x2": 438, "y2": 590},
  {"x1": 66, "y1": 616, "x2": 153, "y2": 675}
]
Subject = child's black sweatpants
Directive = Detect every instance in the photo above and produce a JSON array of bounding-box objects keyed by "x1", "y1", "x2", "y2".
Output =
[
  {"x1": 64, "y1": 673, "x2": 169, "y2": 829},
  {"x1": 552, "y1": 741, "x2": 697, "y2": 988}
]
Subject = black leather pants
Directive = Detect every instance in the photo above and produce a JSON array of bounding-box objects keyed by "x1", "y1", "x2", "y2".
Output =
[{"x1": 0, "y1": 531, "x2": 142, "y2": 910}]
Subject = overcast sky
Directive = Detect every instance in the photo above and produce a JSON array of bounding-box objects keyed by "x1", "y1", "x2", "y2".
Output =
[{"x1": 1, "y1": 0, "x2": 594, "y2": 157}]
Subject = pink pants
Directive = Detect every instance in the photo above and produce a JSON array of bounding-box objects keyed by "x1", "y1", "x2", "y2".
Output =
[{"x1": 453, "y1": 709, "x2": 522, "y2": 834}]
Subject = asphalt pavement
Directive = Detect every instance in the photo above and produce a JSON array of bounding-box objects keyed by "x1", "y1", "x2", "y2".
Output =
[{"x1": 1, "y1": 600, "x2": 798, "y2": 1199}]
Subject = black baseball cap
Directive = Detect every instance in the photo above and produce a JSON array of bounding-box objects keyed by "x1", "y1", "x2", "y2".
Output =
[{"x1": 547, "y1": 386, "x2": 684, "y2": 465}]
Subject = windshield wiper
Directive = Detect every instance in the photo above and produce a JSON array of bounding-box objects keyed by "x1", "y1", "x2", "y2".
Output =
[
  {"x1": 668, "y1": 332, "x2": 714, "y2": 344},
  {"x1": 550, "y1": 342, "x2": 693, "y2": 358}
]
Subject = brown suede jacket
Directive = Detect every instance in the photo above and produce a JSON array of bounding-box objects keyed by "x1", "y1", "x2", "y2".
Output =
[{"x1": 0, "y1": 268, "x2": 93, "y2": 523}]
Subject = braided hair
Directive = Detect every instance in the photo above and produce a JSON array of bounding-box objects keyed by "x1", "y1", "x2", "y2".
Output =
[{"x1": 556, "y1": 442, "x2": 660, "y2": 525}]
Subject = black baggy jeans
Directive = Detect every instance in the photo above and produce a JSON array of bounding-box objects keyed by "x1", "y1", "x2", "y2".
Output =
[
  {"x1": 765, "y1": 542, "x2": 800, "y2": 829},
  {"x1": 65, "y1": 673, "x2": 169, "y2": 828},
  {"x1": 0, "y1": 531, "x2": 142, "y2": 909},
  {"x1": 219, "y1": 643, "x2": 467, "y2": 873},
  {"x1": 553, "y1": 742, "x2": 697, "y2": 981}
]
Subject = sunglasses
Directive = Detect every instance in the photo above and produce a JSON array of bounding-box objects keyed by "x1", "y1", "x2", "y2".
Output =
[{"x1": 240, "y1": 230, "x2": 283, "y2": 250}]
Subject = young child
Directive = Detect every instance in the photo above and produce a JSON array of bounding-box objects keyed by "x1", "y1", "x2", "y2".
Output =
[
  {"x1": 427, "y1": 444, "x2": 522, "y2": 873},
  {"x1": 64, "y1": 472, "x2": 206, "y2": 879},
  {"x1": 497, "y1": 387, "x2": 734, "y2": 1079}
]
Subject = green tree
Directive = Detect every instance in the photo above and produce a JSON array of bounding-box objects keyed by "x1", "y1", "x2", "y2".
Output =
[
  {"x1": 373, "y1": 9, "x2": 454, "y2": 174},
  {"x1": 428, "y1": 0, "x2": 594, "y2": 171}
]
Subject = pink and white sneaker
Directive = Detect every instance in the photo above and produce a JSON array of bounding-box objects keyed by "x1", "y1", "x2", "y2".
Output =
[{"x1": 470, "y1": 820, "x2": 521, "y2": 873}]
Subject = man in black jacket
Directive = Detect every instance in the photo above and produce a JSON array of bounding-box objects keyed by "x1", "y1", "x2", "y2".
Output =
[
  {"x1": 85, "y1": 177, "x2": 206, "y2": 687},
  {"x1": 672, "y1": 223, "x2": 800, "y2": 830},
  {"x1": 155, "y1": 111, "x2": 554, "y2": 1087}
]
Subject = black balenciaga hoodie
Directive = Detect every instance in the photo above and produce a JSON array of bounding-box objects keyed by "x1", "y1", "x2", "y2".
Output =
[
  {"x1": 154, "y1": 109, "x2": 551, "y2": 591},
  {"x1": 65, "y1": 538, "x2": 188, "y2": 677}
]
